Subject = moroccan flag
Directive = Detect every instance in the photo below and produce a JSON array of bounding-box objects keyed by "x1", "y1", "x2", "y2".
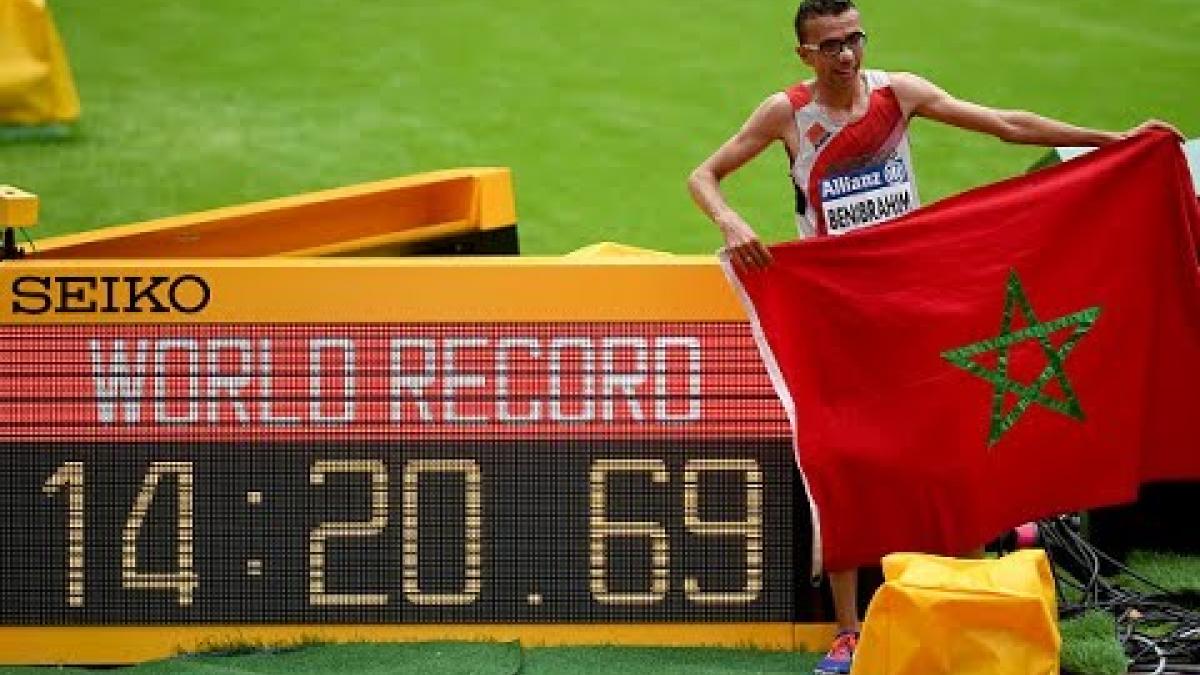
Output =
[{"x1": 725, "y1": 131, "x2": 1200, "y2": 573}]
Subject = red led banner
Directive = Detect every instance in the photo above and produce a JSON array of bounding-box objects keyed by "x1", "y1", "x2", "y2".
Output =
[{"x1": 0, "y1": 323, "x2": 789, "y2": 441}]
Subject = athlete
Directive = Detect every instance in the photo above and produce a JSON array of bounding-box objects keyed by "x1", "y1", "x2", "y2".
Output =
[{"x1": 686, "y1": 1, "x2": 1179, "y2": 673}]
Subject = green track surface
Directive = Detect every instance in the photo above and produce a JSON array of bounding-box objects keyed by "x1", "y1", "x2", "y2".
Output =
[
  {"x1": 3, "y1": 1, "x2": 1197, "y2": 252},
  {"x1": 0, "y1": 642, "x2": 818, "y2": 675}
]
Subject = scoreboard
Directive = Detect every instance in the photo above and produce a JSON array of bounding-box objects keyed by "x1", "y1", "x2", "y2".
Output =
[{"x1": 0, "y1": 258, "x2": 828, "y2": 663}]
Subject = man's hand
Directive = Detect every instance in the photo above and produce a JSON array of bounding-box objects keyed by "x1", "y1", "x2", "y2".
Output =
[
  {"x1": 687, "y1": 93, "x2": 792, "y2": 272},
  {"x1": 719, "y1": 214, "x2": 773, "y2": 271},
  {"x1": 1121, "y1": 119, "x2": 1185, "y2": 142}
]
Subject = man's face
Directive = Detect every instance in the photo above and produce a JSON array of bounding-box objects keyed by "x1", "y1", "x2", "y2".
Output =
[{"x1": 797, "y1": 10, "x2": 865, "y2": 88}]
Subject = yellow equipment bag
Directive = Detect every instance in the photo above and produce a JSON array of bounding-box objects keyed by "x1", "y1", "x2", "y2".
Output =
[
  {"x1": 851, "y1": 549, "x2": 1060, "y2": 675},
  {"x1": 0, "y1": 0, "x2": 79, "y2": 124}
]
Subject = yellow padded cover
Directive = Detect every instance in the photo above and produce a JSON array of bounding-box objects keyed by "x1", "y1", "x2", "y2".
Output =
[
  {"x1": 0, "y1": 0, "x2": 79, "y2": 124},
  {"x1": 852, "y1": 549, "x2": 1060, "y2": 675}
]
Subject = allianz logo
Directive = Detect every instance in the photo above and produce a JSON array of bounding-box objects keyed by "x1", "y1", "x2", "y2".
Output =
[{"x1": 821, "y1": 157, "x2": 909, "y2": 200}]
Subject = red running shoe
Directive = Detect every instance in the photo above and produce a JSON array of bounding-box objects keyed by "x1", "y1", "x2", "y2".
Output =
[{"x1": 814, "y1": 629, "x2": 859, "y2": 674}]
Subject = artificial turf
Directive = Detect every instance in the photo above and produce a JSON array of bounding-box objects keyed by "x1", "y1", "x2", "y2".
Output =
[{"x1": 4, "y1": 1, "x2": 1198, "y2": 253}]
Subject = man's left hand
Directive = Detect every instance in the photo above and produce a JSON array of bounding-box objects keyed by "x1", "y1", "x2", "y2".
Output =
[{"x1": 1124, "y1": 119, "x2": 1185, "y2": 142}]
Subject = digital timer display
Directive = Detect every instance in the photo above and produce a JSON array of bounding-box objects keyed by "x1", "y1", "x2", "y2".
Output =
[{"x1": 0, "y1": 322, "x2": 816, "y2": 625}]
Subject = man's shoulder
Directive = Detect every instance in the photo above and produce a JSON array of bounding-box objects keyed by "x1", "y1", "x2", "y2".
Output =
[
  {"x1": 751, "y1": 91, "x2": 799, "y2": 121},
  {"x1": 736, "y1": 92, "x2": 798, "y2": 140},
  {"x1": 781, "y1": 81, "x2": 812, "y2": 109},
  {"x1": 883, "y1": 71, "x2": 935, "y2": 93}
]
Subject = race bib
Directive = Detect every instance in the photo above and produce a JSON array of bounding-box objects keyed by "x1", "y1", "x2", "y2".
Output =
[{"x1": 820, "y1": 156, "x2": 916, "y2": 235}]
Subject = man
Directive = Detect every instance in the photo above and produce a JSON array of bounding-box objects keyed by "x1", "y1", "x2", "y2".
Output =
[{"x1": 686, "y1": 1, "x2": 1179, "y2": 673}]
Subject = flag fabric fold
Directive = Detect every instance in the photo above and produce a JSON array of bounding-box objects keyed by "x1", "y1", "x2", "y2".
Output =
[{"x1": 724, "y1": 131, "x2": 1200, "y2": 574}]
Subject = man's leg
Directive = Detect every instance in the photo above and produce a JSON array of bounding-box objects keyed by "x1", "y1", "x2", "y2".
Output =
[
  {"x1": 830, "y1": 568, "x2": 860, "y2": 632},
  {"x1": 816, "y1": 568, "x2": 861, "y2": 674}
]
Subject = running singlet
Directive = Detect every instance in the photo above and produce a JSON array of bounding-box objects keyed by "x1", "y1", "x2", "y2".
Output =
[{"x1": 785, "y1": 70, "x2": 919, "y2": 238}]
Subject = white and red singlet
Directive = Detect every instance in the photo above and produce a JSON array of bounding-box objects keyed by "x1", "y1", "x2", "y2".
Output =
[{"x1": 785, "y1": 69, "x2": 920, "y2": 238}]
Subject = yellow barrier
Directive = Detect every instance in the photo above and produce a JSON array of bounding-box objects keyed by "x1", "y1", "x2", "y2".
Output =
[
  {"x1": 0, "y1": 0, "x2": 79, "y2": 125},
  {"x1": 1, "y1": 256, "x2": 743, "y2": 324},
  {"x1": 0, "y1": 624, "x2": 837, "y2": 665},
  {"x1": 30, "y1": 167, "x2": 517, "y2": 259}
]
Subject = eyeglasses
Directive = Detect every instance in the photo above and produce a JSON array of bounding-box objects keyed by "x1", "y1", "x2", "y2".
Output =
[{"x1": 801, "y1": 31, "x2": 868, "y2": 57}]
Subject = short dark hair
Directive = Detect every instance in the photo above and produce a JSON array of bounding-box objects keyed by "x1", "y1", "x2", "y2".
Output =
[{"x1": 794, "y1": 0, "x2": 857, "y2": 43}]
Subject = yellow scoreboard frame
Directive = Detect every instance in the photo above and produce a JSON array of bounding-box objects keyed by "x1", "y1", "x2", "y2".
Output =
[
  {"x1": 2, "y1": 256, "x2": 740, "y2": 324},
  {"x1": 0, "y1": 167, "x2": 832, "y2": 664}
]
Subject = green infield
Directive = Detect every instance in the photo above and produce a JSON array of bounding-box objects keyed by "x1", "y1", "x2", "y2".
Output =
[
  {"x1": 0, "y1": 642, "x2": 819, "y2": 675},
  {"x1": 3, "y1": 1, "x2": 1197, "y2": 253}
]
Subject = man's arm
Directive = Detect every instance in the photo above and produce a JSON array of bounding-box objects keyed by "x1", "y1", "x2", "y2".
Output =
[
  {"x1": 891, "y1": 72, "x2": 1180, "y2": 147},
  {"x1": 688, "y1": 93, "x2": 793, "y2": 270}
]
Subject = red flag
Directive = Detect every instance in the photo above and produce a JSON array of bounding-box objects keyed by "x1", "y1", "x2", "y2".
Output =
[{"x1": 726, "y1": 131, "x2": 1200, "y2": 573}]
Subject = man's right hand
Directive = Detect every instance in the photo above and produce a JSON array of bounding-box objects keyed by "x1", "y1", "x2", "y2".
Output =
[
  {"x1": 719, "y1": 215, "x2": 773, "y2": 271},
  {"x1": 686, "y1": 93, "x2": 792, "y2": 272}
]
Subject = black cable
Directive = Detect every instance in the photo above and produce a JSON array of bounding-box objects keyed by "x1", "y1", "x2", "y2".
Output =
[{"x1": 1035, "y1": 515, "x2": 1200, "y2": 671}]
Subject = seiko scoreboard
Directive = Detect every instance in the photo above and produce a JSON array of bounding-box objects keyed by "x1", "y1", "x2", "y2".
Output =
[{"x1": 0, "y1": 258, "x2": 827, "y2": 663}]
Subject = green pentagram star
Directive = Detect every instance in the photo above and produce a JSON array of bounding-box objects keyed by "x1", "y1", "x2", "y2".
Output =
[{"x1": 941, "y1": 270, "x2": 1101, "y2": 446}]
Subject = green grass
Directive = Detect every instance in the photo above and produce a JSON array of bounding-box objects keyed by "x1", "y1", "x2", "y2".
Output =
[
  {"x1": 1060, "y1": 611, "x2": 1127, "y2": 675},
  {"x1": 523, "y1": 645, "x2": 817, "y2": 674},
  {"x1": 1053, "y1": 550, "x2": 1200, "y2": 674},
  {"x1": 0, "y1": 642, "x2": 815, "y2": 675},
  {"x1": 1121, "y1": 551, "x2": 1200, "y2": 594},
  {"x1": 3, "y1": 0, "x2": 1198, "y2": 252},
  {"x1": 0, "y1": 641, "x2": 524, "y2": 675}
]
